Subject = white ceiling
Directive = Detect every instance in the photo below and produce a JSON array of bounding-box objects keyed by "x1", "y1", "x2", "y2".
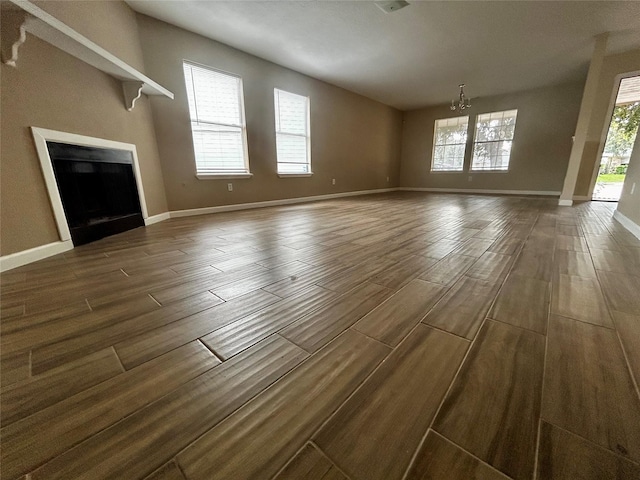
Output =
[{"x1": 126, "y1": 1, "x2": 640, "y2": 110}]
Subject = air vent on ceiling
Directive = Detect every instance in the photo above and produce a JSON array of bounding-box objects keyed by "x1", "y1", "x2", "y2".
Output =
[{"x1": 375, "y1": 1, "x2": 410, "y2": 14}]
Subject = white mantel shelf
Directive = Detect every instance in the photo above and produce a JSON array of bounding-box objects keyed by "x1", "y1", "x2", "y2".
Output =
[{"x1": 3, "y1": 0, "x2": 174, "y2": 110}]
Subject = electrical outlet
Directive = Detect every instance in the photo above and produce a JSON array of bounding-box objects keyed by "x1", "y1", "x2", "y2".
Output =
[
  {"x1": 386, "y1": 176, "x2": 390, "y2": 182},
  {"x1": 468, "y1": 176, "x2": 473, "y2": 182},
  {"x1": 227, "y1": 183, "x2": 233, "y2": 192},
  {"x1": 332, "y1": 178, "x2": 336, "y2": 185}
]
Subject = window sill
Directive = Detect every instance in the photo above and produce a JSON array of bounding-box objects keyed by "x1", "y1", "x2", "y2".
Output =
[
  {"x1": 430, "y1": 170, "x2": 464, "y2": 174},
  {"x1": 277, "y1": 173, "x2": 313, "y2": 178},
  {"x1": 196, "y1": 173, "x2": 253, "y2": 180},
  {"x1": 469, "y1": 170, "x2": 510, "y2": 174}
]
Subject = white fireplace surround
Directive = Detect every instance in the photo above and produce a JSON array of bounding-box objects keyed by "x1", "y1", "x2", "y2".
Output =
[
  {"x1": 31, "y1": 127, "x2": 150, "y2": 244},
  {"x1": 0, "y1": 128, "x2": 154, "y2": 271}
]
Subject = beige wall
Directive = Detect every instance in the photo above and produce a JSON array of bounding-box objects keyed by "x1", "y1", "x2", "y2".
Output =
[
  {"x1": 135, "y1": 15, "x2": 403, "y2": 212},
  {"x1": 31, "y1": 0, "x2": 146, "y2": 72},
  {"x1": 3, "y1": 1, "x2": 635, "y2": 260},
  {"x1": 0, "y1": 1, "x2": 168, "y2": 256},
  {"x1": 574, "y1": 48, "x2": 640, "y2": 197},
  {"x1": 399, "y1": 82, "x2": 584, "y2": 193},
  {"x1": 618, "y1": 132, "x2": 640, "y2": 226}
]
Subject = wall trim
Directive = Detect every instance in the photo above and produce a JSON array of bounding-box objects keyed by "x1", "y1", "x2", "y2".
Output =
[
  {"x1": 0, "y1": 240, "x2": 73, "y2": 273},
  {"x1": 144, "y1": 212, "x2": 171, "y2": 225},
  {"x1": 1, "y1": 186, "x2": 577, "y2": 271},
  {"x1": 613, "y1": 210, "x2": 640, "y2": 241},
  {"x1": 169, "y1": 188, "x2": 398, "y2": 218},
  {"x1": 558, "y1": 199, "x2": 574, "y2": 206},
  {"x1": 0, "y1": 188, "x2": 396, "y2": 271},
  {"x1": 399, "y1": 187, "x2": 561, "y2": 197}
]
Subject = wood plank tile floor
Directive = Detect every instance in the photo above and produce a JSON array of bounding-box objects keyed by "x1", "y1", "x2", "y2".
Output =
[{"x1": 1, "y1": 192, "x2": 639, "y2": 480}]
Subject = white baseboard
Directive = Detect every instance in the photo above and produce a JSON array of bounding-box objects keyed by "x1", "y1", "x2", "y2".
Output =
[
  {"x1": 613, "y1": 210, "x2": 640, "y2": 241},
  {"x1": 399, "y1": 187, "x2": 560, "y2": 197},
  {"x1": 144, "y1": 212, "x2": 171, "y2": 225},
  {"x1": 558, "y1": 199, "x2": 574, "y2": 206},
  {"x1": 0, "y1": 240, "x2": 73, "y2": 272},
  {"x1": 136, "y1": 187, "x2": 566, "y2": 222},
  {"x1": 169, "y1": 188, "x2": 398, "y2": 218},
  {"x1": 0, "y1": 186, "x2": 580, "y2": 272},
  {"x1": 0, "y1": 189, "x2": 395, "y2": 272}
]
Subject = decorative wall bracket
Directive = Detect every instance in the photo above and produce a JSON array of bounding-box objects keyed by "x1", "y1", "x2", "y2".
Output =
[
  {"x1": 123, "y1": 81, "x2": 145, "y2": 111},
  {"x1": 1, "y1": 0, "x2": 174, "y2": 112},
  {"x1": 1, "y1": 12, "x2": 27, "y2": 67}
]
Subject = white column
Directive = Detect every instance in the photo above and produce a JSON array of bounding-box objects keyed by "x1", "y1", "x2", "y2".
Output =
[{"x1": 558, "y1": 33, "x2": 608, "y2": 206}]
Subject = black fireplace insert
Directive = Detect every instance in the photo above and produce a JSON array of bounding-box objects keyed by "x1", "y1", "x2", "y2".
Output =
[{"x1": 47, "y1": 142, "x2": 145, "y2": 246}]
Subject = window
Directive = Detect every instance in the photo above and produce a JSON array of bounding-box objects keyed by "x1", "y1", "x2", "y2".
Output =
[
  {"x1": 432, "y1": 116, "x2": 469, "y2": 171},
  {"x1": 183, "y1": 62, "x2": 250, "y2": 176},
  {"x1": 274, "y1": 88, "x2": 311, "y2": 174},
  {"x1": 471, "y1": 109, "x2": 518, "y2": 171}
]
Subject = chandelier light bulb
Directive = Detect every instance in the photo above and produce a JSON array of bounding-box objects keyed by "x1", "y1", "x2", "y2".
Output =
[{"x1": 451, "y1": 83, "x2": 471, "y2": 111}]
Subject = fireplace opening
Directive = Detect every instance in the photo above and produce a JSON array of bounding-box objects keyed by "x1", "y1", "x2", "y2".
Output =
[{"x1": 47, "y1": 141, "x2": 145, "y2": 246}]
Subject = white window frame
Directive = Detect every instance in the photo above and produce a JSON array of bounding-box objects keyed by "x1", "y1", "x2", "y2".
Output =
[
  {"x1": 274, "y1": 88, "x2": 312, "y2": 177},
  {"x1": 471, "y1": 109, "x2": 518, "y2": 172},
  {"x1": 183, "y1": 61, "x2": 252, "y2": 179},
  {"x1": 431, "y1": 116, "x2": 469, "y2": 172}
]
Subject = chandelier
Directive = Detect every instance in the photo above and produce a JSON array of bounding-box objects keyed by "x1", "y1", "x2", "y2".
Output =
[{"x1": 450, "y1": 84, "x2": 471, "y2": 111}]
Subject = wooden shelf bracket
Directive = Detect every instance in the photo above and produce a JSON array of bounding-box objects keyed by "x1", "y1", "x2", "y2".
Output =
[
  {"x1": 2, "y1": 0, "x2": 174, "y2": 111},
  {"x1": 1, "y1": 13, "x2": 27, "y2": 67},
  {"x1": 123, "y1": 81, "x2": 145, "y2": 112}
]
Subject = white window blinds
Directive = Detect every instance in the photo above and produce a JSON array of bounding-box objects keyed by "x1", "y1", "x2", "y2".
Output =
[
  {"x1": 274, "y1": 89, "x2": 311, "y2": 174},
  {"x1": 432, "y1": 116, "x2": 469, "y2": 171},
  {"x1": 471, "y1": 109, "x2": 518, "y2": 171},
  {"x1": 183, "y1": 62, "x2": 249, "y2": 175}
]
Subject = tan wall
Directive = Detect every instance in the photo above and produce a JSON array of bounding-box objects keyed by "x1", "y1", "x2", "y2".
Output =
[
  {"x1": 399, "y1": 82, "x2": 584, "y2": 193},
  {"x1": 618, "y1": 132, "x2": 640, "y2": 226},
  {"x1": 0, "y1": 1, "x2": 168, "y2": 256},
  {"x1": 135, "y1": 15, "x2": 403, "y2": 212},
  {"x1": 574, "y1": 48, "x2": 640, "y2": 197},
  {"x1": 31, "y1": 0, "x2": 146, "y2": 72}
]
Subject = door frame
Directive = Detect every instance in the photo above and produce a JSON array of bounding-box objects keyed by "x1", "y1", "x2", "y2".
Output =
[{"x1": 587, "y1": 70, "x2": 640, "y2": 201}]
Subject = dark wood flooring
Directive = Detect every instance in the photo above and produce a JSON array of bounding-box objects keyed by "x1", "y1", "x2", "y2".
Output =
[{"x1": 1, "y1": 192, "x2": 639, "y2": 480}]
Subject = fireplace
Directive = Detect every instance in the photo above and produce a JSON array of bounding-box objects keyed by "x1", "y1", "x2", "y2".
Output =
[
  {"x1": 44, "y1": 141, "x2": 145, "y2": 246},
  {"x1": 28, "y1": 128, "x2": 150, "y2": 253}
]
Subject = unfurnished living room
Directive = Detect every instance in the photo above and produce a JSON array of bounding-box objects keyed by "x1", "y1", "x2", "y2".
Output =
[{"x1": 1, "y1": 1, "x2": 640, "y2": 479}]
